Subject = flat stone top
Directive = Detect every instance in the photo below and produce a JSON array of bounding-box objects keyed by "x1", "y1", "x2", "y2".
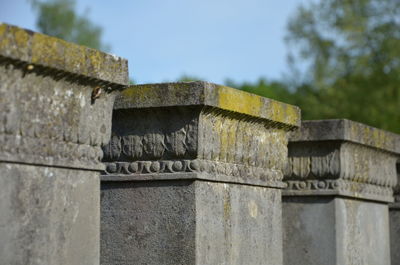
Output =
[
  {"x1": 290, "y1": 119, "x2": 400, "y2": 154},
  {"x1": 115, "y1": 81, "x2": 301, "y2": 128},
  {"x1": 0, "y1": 23, "x2": 128, "y2": 85}
]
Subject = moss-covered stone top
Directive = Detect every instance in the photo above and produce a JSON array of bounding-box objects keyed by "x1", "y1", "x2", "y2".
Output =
[
  {"x1": 116, "y1": 81, "x2": 301, "y2": 128},
  {"x1": 290, "y1": 119, "x2": 400, "y2": 154},
  {"x1": 0, "y1": 23, "x2": 128, "y2": 85}
]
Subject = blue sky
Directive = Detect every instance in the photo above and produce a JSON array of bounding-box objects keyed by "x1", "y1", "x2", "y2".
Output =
[{"x1": 0, "y1": 0, "x2": 307, "y2": 84}]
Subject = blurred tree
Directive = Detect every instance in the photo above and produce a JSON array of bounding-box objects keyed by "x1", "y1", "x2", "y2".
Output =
[
  {"x1": 178, "y1": 75, "x2": 205, "y2": 82},
  {"x1": 230, "y1": 0, "x2": 400, "y2": 133},
  {"x1": 30, "y1": 0, "x2": 110, "y2": 51},
  {"x1": 225, "y1": 78, "x2": 294, "y2": 102},
  {"x1": 286, "y1": 0, "x2": 400, "y2": 133}
]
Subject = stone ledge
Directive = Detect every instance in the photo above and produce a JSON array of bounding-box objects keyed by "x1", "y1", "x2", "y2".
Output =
[
  {"x1": 115, "y1": 82, "x2": 301, "y2": 129},
  {"x1": 0, "y1": 23, "x2": 129, "y2": 86},
  {"x1": 290, "y1": 119, "x2": 400, "y2": 154}
]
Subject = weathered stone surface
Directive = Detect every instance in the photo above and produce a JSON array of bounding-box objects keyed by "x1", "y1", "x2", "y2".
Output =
[
  {"x1": 101, "y1": 82, "x2": 299, "y2": 264},
  {"x1": 0, "y1": 24, "x2": 129, "y2": 265},
  {"x1": 101, "y1": 180, "x2": 282, "y2": 265},
  {"x1": 195, "y1": 182, "x2": 282, "y2": 265},
  {"x1": 0, "y1": 163, "x2": 99, "y2": 265},
  {"x1": 115, "y1": 82, "x2": 300, "y2": 127},
  {"x1": 283, "y1": 197, "x2": 390, "y2": 265},
  {"x1": 390, "y1": 161, "x2": 400, "y2": 265},
  {"x1": 289, "y1": 119, "x2": 400, "y2": 153},
  {"x1": 390, "y1": 207, "x2": 400, "y2": 265},
  {"x1": 283, "y1": 119, "x2": 400, "y2": 265}
]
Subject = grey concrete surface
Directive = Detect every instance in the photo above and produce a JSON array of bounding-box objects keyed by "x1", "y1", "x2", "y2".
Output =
[{"x1": 0, "y1": 164, "x2": 99, "y2": 265}]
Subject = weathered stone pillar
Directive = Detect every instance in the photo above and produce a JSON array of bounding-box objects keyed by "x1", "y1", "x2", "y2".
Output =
[
  {"x1": 390, "y1": 165, "x2": 400, "y2": 265},
  {"x1": 101, "y1": 82, "x2": 300, "y2": 265},
  {"x1": 0, "y1": 24, "x2": 128, "y2": 264},
  {"x1": 283, "y1": 119, "x2": 399, "y2": 265}
]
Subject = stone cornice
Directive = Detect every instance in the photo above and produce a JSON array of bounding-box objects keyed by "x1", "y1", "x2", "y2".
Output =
[
  {"x1": 290, "y1": 119, "x2": 400, "y2": 155},
  {"x1": 0, "y1": 23, "x2": 129, "y2": 86},
  {"x1": 114, "y1": 82, "x2": 301, "y2": 130}
]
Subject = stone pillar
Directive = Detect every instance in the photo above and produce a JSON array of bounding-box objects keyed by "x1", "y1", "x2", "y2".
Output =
[
  {"x1": 101, "y1": 81, "x2": 300, "y2": 265},
  {"x1": 0, "y1": 24, "x2": 128, "y2": 264},
  {"x1": 283, "y1": 119, "x2": 399, "y2": 265},
  {"x1": 390, "y1": 164, "x2": 400, "y2": 265}
]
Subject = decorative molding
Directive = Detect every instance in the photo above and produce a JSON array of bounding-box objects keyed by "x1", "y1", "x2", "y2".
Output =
[
  {"x1": 285, "y1": 143, "x2": 341, "y2": 179},
  {"x1": 285, "y1": 142, "x2": 398, "y2": 190},
  {"x1": 103, "y1": 107, "x2": 290, "y2": 172},
  {"x1": 103, "y1": 107, "x2": 200, "y2": 161},
  {"x1": 284, "y1": 141, "x2": 398, "y2": 202},
  {"x1": 284, "y1": 179, "x2": 394, "y2": 202},
  {"x1": 101, "y1": 159, "x2": 284, "y2": 188},
  {"x1": 0, "y1": 133, "x2": 104, "y2": 170}
]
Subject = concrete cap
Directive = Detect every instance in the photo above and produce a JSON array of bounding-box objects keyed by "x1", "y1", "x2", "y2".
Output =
[
  {"x1": 115, "y1": 81, "x2": 301, "y2": 129},
  {"x1": 0, "y1": 23, "x2": 129, "y2": 85},
  {"x1": 290, "y1": 119, "x2": 400, "y2": 154}
]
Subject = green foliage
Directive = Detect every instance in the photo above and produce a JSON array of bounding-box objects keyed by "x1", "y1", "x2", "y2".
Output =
[
  {"x1": 287, "y1": 0, "x2": 400, "y2": 133},
  {"x1": 232, "y1": 0, "x2": 400, "y2": 133},
  {"x1": 177, "y1": 75, "x2": 205, "y2": 82},
  {"x1": 30, "y1": 0, "x2": 110, "y2": 51},
  {"x1": 225, "y1": 78, "x2": 293, "y2": 102}
]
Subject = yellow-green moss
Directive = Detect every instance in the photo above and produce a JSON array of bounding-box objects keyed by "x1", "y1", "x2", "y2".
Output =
[
  {"x1": 13, "y1": 27, "x2": 29, "y2": 50},
  {"x1": 218, "y1": 86, "x2": 263, "y2": 118},
  {"x1": 121, "y1": 85, "x2": 158, "y2": 103},
  {"x1": 0, "y1": 23, "x2": 128, "y2": 85}
]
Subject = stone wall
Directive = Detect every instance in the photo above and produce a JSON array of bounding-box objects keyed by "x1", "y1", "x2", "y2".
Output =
[{"x1": 0, "y1": 23, "x2": 399, "y2": 265}]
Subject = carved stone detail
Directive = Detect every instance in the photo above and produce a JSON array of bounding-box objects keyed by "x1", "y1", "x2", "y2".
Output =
[
  {"x1": 103, "y1": 107, "x2": 200, "y2": 161},
  {"x1": 284, "y1": 120, "x2": 400, "y2": 202},
  {"x1": 0, "y1": 134, "x2": 103, "y2": 170},
  {"x1": 284, "y1": 179, "x2": 393, "y2": 202},
  {"x1": 102, "y1": 159, "x2": 284, "y2": 188},
  {"x1": 285, "y1": 142, "x2": 397, "y2": 190},
  {"x1": 103, "y1": 107, "x2": 290, "y2": 174}
]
